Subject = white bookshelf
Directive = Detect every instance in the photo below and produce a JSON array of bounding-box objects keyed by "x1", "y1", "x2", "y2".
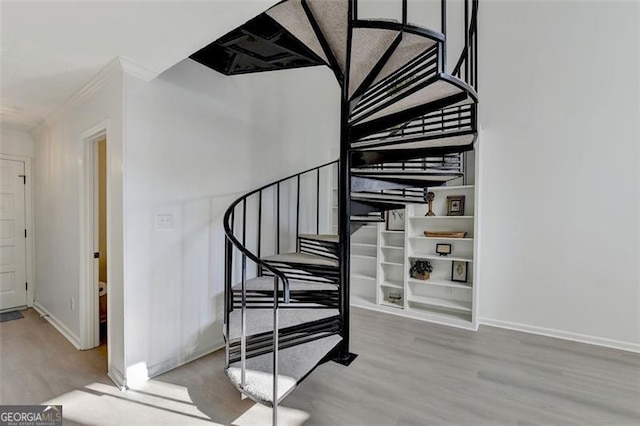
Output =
[{"x1": 348, "y1": 185, "x2": 479, "y2": 330}]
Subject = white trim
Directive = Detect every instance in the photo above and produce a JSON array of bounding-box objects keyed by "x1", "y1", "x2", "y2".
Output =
[
  {"x1": 79, "y1": 122, "x2": 109, "y2": 351},
  {"x1": 146, "y1": 342, "x2": 225, "y2": 379},
  {"x1": 0, "y1": 154, "x2": 35, "y2": 308},
  {"x1": 108, "y1": 365, "x2": 127, "y2": 390},
  {"x1": 37, "y1": 56, "x2": 157, "y2": 133},
  {"x1": 33, "y1": 302, "x2": 81, "y2": 350},
  {"x1": 119, "y1": 57, "x2": 160, "y2": 82},
  {"x1": 41, "y1": 59, "x2": 122, "y2": 129},
  {"x1": 479, "y1": 317, "x2": 640, "y2": 354}
]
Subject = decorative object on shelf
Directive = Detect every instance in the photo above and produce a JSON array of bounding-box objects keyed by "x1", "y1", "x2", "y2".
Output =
[
  {"x1": 425, "y1": 191, "x2": 436, "y2": 216},
  {"x1": 386, "y1": 209, "x2": 405, "y2": 231},
  {"x1": 436, "y1": 243, "x2": 452, "y2": 256},
  {"x1": 446, "y1": 195, "x2": 466, "y2": 216},
  {"x1": 451, "y1": 261, "x2": 468, "y2": 282},
  {"x1": 410, "y1": 259, "x2": 433, "y2": 280},
  {"x1": 424, "y1": 231, "x2": 468, "y2": 238},
  {"x1": 387, "y1": 291, "x2": 402, "y2": 306}
]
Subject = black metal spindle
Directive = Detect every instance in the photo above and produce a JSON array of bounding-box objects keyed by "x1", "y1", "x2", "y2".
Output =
[
  {"x1": 316, "y1": 168, "x2": 320, "y2": 234},
  {"x1": 441, "y1": 0, "x2": 447, "y2": 68},
  {"x1": 464, "y1": 0, "x2": 469, "y2": 84},
  {"x1": 296, "y1": 175, "x2": 301, "y2": 245},
  {"x1": 474, "y1": 0, "x2": 478, "y2": 91},
  {"x1": 257, "y1": 190, "x2": 262, "y2": 260},
  {"x1": 277, "y1": 182, "x2": 280, "y2": 254},
  {"x1": 402, "y1": 0, "x2": 407, "y2": 25}
]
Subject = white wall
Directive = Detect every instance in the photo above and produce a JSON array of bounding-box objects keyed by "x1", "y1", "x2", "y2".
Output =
[
  {"x1": 478, "y1": 1, "x2": 640, "y2": 349},
  {"x1": 0, "y1": 129, "x2": 34, "y2": 158},
  {"x1": 32, "y1": 67, "x2": 127, "y2": 379},
  {"x1": 122, "y1": 59, "x2": 339, "y2": 379}
]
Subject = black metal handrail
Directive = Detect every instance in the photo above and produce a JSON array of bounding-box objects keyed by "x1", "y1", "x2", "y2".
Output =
[
  {"x1": 223, "y1": 158, "x2": 338, "y2": 304},
  {"x1": 452, "y1": 0, "x2": 479, "y2": 90}
]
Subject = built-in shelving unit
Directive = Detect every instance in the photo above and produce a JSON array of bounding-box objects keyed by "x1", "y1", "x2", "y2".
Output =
[{"x1": 348, "y1": 185, "x2": 479, "y2": 330}]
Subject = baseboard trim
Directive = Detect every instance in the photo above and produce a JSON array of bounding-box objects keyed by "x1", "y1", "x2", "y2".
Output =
[
  {"x1": 33, "y1": 302, "x2": 81, "y2": 350},
  {"x1": 479, "y1": 317, "x2": 640, "y2": 354},
  {"x1": 108, "y1": 365, "x2": 127, "y2": 390},
  {"x1": 146, "y1": 340, "x2": 225, "y2": 379}
]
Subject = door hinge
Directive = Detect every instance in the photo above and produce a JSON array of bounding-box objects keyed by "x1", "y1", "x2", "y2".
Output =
[
  {"x1": 94, "y1": 252, "x2": 100, "y2": 259},
  {"x1": 24, "y1": 229, "x2": 27, "y2": 238},
  {"x1": 18, "y1": 174, "x2": 26, "y2": 184},
  {"x1": 26, "y1": 282, "x2": 28, "y2": 291}
]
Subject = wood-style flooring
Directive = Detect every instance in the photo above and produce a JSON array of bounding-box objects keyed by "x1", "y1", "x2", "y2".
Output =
[{"x1": 1, "y1": 308, "x2": 638, "y2": 425}]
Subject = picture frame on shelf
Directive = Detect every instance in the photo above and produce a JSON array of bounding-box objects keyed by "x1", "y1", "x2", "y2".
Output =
[
  {"x1": 386, "y1": 209, "x2": 405, "y2": 231},
  {"x1": 451, "y1": 261, "x2": 468, "y2": 282},
  {"x1": 446, "y1": 195, "x2": 466, "y2": 216},
  {"x1": 436, "y1": 243, "x2": 452, "y2": 256}
]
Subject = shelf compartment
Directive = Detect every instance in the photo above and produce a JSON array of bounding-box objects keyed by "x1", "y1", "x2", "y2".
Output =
[
  {"x1": 410, "y1": 216, "x2": 474, "y2": 220},
  {"x1": 408, "y1": 295, "x2": 471, "y2": 312},
  {"x1": 410, "y1": 236, "x2": 473, "y2": 242},
  {"x1": 381, "y1": 280, "x2": 403, "y2": 289},
  {"x1": 408, "y1": 277, "x2": 471, "y2": 290},
  {"x1": 410, "y1": 254, "x2": 473, "y2": 263},
  {"x1": 351, "y1": 272, "x2": 376, "y2": 281}
]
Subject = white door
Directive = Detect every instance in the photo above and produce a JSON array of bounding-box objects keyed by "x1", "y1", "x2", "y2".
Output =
[{"x1": 0, "y1": 159, "x2": 27, "y2": 310}]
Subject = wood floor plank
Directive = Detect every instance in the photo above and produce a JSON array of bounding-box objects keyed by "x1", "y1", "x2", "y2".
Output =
[{"x1": 1, "y1": 308, "x2": 638, "y2": 425}]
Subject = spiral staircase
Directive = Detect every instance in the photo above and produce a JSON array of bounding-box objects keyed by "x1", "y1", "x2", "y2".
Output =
[{"x1": 190, "y1": 0, "x2": 478, "y2": 423}]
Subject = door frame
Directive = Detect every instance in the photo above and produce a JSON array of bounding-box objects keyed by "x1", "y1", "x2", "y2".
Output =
[
  {"x1": 79, "y1": 121, "x2": 109, "y2": 350},
  {"x1": 0, "y1": 154, "x2": 35, "y2": 309}
]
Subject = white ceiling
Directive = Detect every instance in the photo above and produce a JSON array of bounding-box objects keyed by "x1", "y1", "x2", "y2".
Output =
[{"x1": 0, "y1": 1, "x2": 276, "y2": 132}]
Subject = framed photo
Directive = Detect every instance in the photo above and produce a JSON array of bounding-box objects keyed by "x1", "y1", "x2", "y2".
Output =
[
  {"x1": 436, "y1": 243, "x2": 452, "y2": 256},
  {"x1": 386, "y1": 209, "x2": 405, "y2": 231},
  {"x1": 451, "y1": 261, "x2": 468, "y2": 282},
  {"x1": 446, "y1": 195, "x2": 466, "y2": 216}
]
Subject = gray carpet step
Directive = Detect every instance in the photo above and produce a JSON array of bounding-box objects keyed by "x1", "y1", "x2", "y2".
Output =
[
  {"x1": 351, "y1": 192, "x2": 426, "y2": 204},
  {"x1": 227, "y1": 334, "x2": 342, "y2": 406},
  {"x1": 351, "y1": 78, "x2": 466, "y2": 125},
  {"x1": 306, "y1": 0, "x2": 348, "y2": 72},
  {"x1": 227, "y1": 307, "x2": 339, "y2": 341},
  {"x1": 266, "y1": 0, "x2": 330, "y2": 65},
  {"x1": 350, "y1": 215, "x2": 385, "y2": 223},
  {"x1": 232, "y1": 276, "x2": 337, "y2": 293},
  {"x1": 262, "y1": 252, "x2": 339, "y2": 268},
  {"x1": 353, "y1": 132, "x2": 476, "y2": 152},
  {"x1": 298, "y1": 233, "x2": 339, "y2": 243},
  {"x1": 352, "y1": 170, "x2": 460, "y2": 182}
]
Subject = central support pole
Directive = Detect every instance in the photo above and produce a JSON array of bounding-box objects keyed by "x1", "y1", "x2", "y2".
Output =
[{"x1": 335, "y1": 0, "x2": 358, "y2": 366}]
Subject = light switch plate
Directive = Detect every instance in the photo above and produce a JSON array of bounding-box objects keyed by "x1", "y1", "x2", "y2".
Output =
[{"x1": 155, "y1": 214, "x2": 173, "y2": 230}]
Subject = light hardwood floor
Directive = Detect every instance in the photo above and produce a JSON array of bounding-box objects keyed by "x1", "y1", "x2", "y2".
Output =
[{"x1": 1, "y1": 308, "x2": 638, "y2": 425}]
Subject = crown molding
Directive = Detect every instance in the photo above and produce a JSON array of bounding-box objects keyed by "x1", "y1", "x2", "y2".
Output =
[
  {"x1": 119, "y1": 57, "x2": 160, "y2": 82},
  {"x1": 37, "y1": 56, "x2": 160, "y2": 132}
]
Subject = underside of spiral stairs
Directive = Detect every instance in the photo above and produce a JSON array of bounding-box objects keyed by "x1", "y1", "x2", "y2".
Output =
[{"x1": 189, "y1": 0, "x2": 479, "y2": 422}]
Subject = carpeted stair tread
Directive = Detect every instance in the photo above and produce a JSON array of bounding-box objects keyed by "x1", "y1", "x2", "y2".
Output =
[
  {"x1": 228, "y1": 308, "x2": 339, "y2": 341},
  {"x1": 351, "y1": 192, "x2": 427, "y2": 204},
  {"x1": 298, "y1": 233, "x2": 339, "y2": 243},
  {"x1": 350, "y1": 215, "x2": 385, "y2": 222},
  {"x1": 355, "y1": 79, "x2": 463, "y2": 124},
  {"x1": 306, "y1": 0, "x2": 348, "y2": 72},
  {"x1": 371, "y1": 32, "x2": 437, "y2": 87},
  {"x1": 266, "y1": 0, "x2": 330, "y2": 65},
  {"x1": 232, "y1": 276, "x2": 337, "y2": 292},
  {"x1": 349, "y1": 27, "x2": 399, "y2": 98},
  {"x1": 262, "y1": 252, "x2": 339, "y2": 267},
  {"x1": 227, "y1": 334, "x2": 342, "y2": 406},
  {"x1": 357, "y1": 133, "x2": 476, "y2": 152}
]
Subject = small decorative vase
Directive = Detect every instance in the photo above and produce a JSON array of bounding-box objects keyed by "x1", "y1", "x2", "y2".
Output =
[
  {"x1": 412, "y1": 272, "x2": 430, "y2": 280},
  {"x1": 425, "y1": 192, "x2": 436, "y2": 216}
]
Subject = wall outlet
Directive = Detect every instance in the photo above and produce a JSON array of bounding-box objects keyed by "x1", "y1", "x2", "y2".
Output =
[
  {"x1": 155, "y1": 214, "x2": 174, "y2": 230},
  {"x1": 70, "y1": 297, "x2": 75, "y2": 311}
]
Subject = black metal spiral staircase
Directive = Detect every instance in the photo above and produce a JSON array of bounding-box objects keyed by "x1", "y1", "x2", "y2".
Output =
[{"x1": 190, "y1": 0, "x2": 478, "y2": 423}]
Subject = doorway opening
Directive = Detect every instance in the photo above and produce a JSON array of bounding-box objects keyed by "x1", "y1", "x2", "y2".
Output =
[
  {"x1": 96, "y1": 138, "x2": 108, "y2": 345},
  {"x1": 81, "y1": 125, "x2": 109, "y2": 357}
]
